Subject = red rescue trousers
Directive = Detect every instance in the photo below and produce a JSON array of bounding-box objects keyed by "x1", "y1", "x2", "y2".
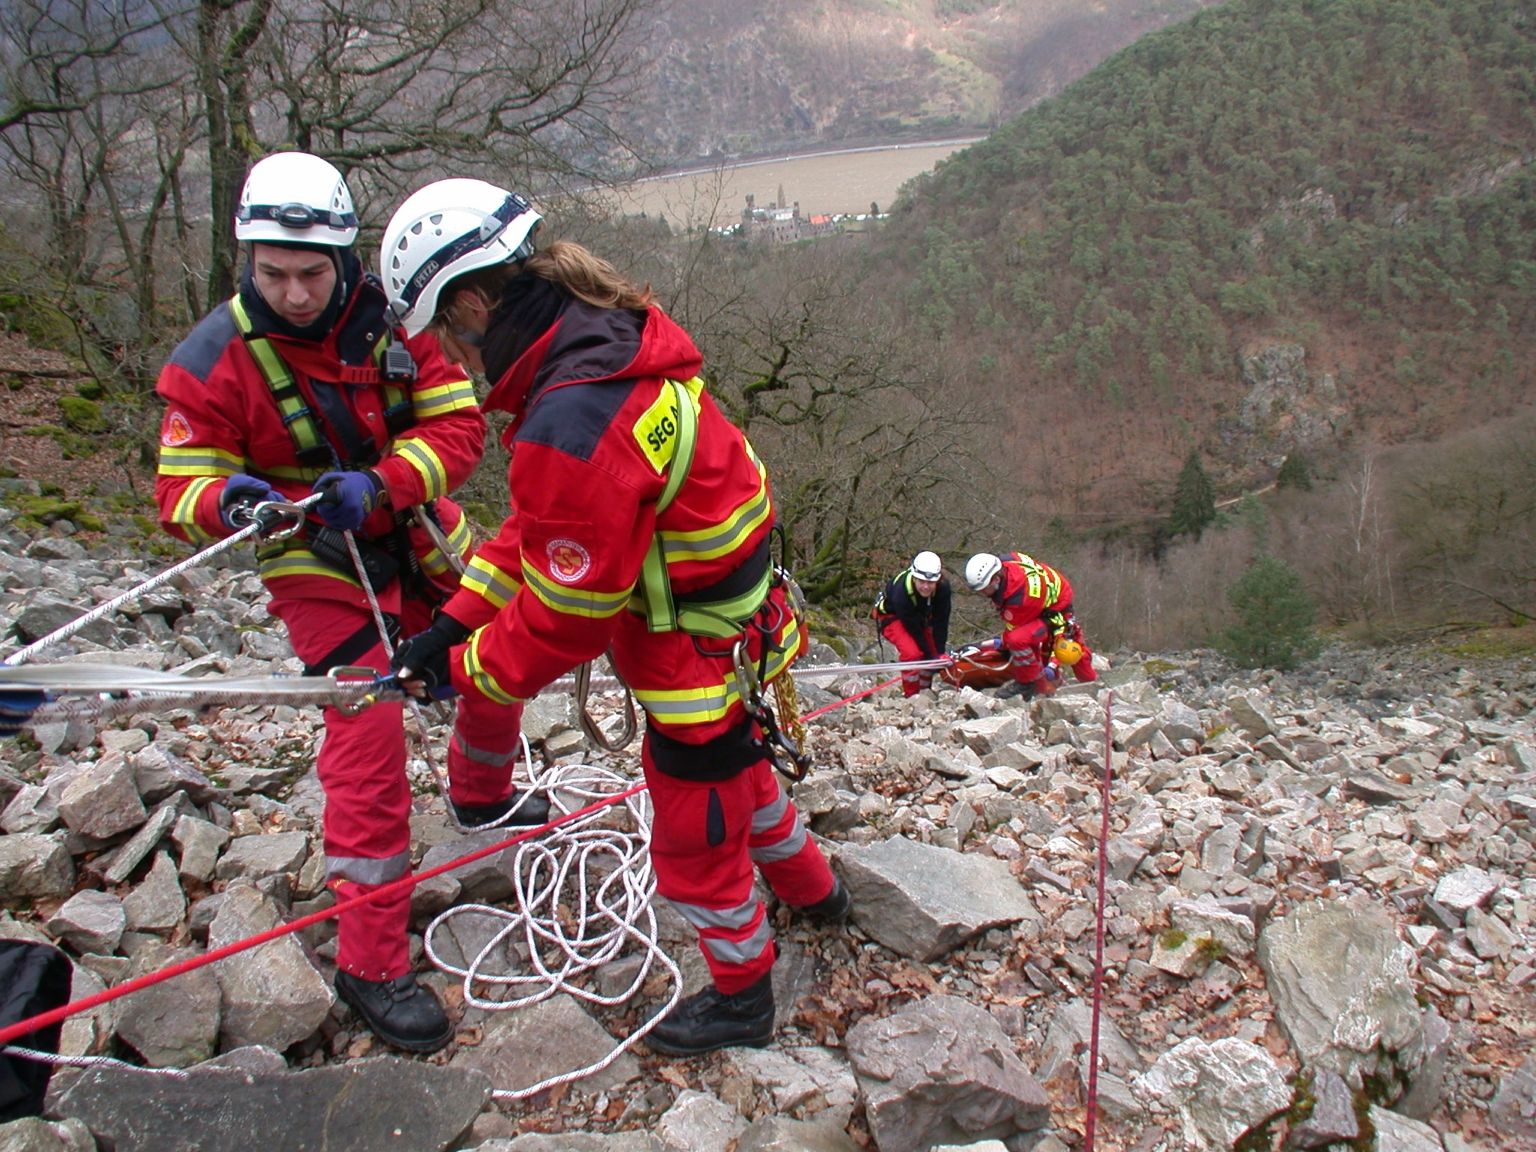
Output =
[
  {"x1": 269, "y1": 590, "x2": 430, "y2": 981},
  {"x1": 880, "y1": 619, "x2": 937, "y2": 697}
]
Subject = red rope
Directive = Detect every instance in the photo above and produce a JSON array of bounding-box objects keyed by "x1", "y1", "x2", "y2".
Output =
[
  {"x1": 2, "y1": 666, "x2": 918, "y2": 1049},
  {"x1": 800, "y1": 675, "x2": 904, "y2": 722},
  {"x1": 0, "y1": 783, "x2": 648, "y2": 1049},
  {"x1": 1083, "y1": 690, "x2": 1114, "y2": 1151}
]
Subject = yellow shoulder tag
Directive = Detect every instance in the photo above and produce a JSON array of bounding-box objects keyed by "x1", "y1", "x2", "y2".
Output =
[{"x1": 633, "y1": 383, "x2": 683, "y2": 474}]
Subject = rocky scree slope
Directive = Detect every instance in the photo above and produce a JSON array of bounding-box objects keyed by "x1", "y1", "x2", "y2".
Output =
[{"x1": 0, "y1": 515, "x2": 1533, "y2": 1152}]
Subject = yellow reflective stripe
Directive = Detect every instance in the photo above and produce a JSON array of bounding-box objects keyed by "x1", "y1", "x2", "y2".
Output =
[
  {"x1": 157, "y1": 445, "x2": 243, "y2": 476},
  {"x1": 412, "y1": 377, "x2": 478, "y2": 419},
  {"x1": 522, "y1": 564, "x2": 630, "y2": 620},
  {"x1": 167, "y1": 476, "x2": 220, "y2": 544},
  {"x1": 258, "y1": 463, "x2": 314, "y2": 482},
  {"x1": 632, "y1": 622, "x2": 800, "y2": 726},
  {"x1": 658, "y1": 476, "x2": 771, "y2": 564},
  {"x1": 460, "y1": 555, "x2": 520, "y2": 610},
  {"x1": 463, "y1": 630, "x2": 520, "y2": 705},
  {"x1": 393, "y1": 438, "x2": 449, "y2": 499},
  {"x1": 257, "y1": 550, "x2": 362, "y2": 585},
  {"x1": 420, "y1": 515, "x2": 472, "y2": 577}
]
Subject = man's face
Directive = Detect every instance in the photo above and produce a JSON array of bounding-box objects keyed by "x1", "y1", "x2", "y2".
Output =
[
  {"x1": 913, "y1": 576, "x2": 939, "y2": 598},
  {"x1": 251, "y1": 243, "x2": 338, "y2": 328}
]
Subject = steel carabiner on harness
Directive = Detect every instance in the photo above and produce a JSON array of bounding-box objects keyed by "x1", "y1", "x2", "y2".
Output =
[{"x1": 731, "y1": 638, "x2": 811, "y2": 783}]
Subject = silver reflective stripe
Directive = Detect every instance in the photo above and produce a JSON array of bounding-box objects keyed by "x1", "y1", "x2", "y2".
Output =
[
  {"x1": 702, "y1": 917, "x2": 774, "y2": 966},
  {"x1": 326, "y1": 850, "x2": 410, "y2": 885},
  {"x1": 669, "y1": 895, "x2": 757, "y2": 932},
  {"x1": 751, "y1": 817, "x2": 807, "y2": 864},
  {"x1": 751, "y1": 789, "x2": 789, "y2": 835},
  {"x1": 452, "y1": 732, "x2": 516, "y2": 768}
]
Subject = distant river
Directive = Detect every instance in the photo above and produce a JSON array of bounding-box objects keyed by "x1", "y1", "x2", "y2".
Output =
[{"x1": 604, "y1": 138, "x2": 986, "y2": 230}]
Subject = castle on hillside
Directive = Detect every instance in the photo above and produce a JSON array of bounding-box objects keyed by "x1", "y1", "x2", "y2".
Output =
[{"x1": 739, "y1": 194, "x2": 836, "y2": 244}]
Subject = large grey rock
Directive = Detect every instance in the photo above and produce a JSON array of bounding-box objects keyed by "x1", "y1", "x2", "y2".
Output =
[
  {"x1": 56, "y1": 758, "x2": 145, "y2": 840},
  {"x1": 122, "y1": 851, "x2": 186, "y2": 934},
  {"x1": 0, "y1": 1116, "x2": 96, "y2": 1152},
  {"x1": 50, "y1": 1057, "x2": 492, "y2": 1152},
  {"x1": 1258, "y1": 899, "x2": 1425, "y2": 1093},
  {"x1": 845, "y1": 996, "x2": 1047, "y2": 1152},
  {"x1": 46, "y1": 891, "x2": 125, "y2": 956},
  {"x1": 205, "y1": 885, "x2": 331, "y2": 1051},
  {"x1": 0, "y1": 833, "x2": 75, "y2": 899},
  {"x1": 1132, "y1": 1036, "x2": 1290, "y2": 1152},
  {"x1": 450, "y1": 994, "x2": 640, "y2": 1094},
  {"x1": 212, "y1": 831, "x2": 308, "y2": 883},
  {"x1": 837, "y1": 837, "x2": 1039, "y2": 961},
  {"x1": 114, "y1": 943, "x2": 221, "y2": 1068},
  {"x1": 651, "y1": 1088, "x2": 747, "y2": 1152}
]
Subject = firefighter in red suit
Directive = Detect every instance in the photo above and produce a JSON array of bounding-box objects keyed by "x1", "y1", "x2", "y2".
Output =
[
  {"x1": 153, "y1": 153, "x2": 549, "y2": 1055},
  {"x1": 379, "y1": 178, "x2": 849, "y2": 1056},
  {"x1": 963, "y1": 551, "x2": 1097, "y2": 699},
  {"x1": 874, "y1": 551, "x2": 952, "y2": 696}
]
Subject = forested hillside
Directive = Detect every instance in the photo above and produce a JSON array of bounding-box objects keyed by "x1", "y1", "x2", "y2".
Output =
[
  {"x1": 877, "y1": 0, "x2": 1535, "y2": 519},
  {"x1": 624, "y1": 0, "x2": 1220, "y2": 166}
]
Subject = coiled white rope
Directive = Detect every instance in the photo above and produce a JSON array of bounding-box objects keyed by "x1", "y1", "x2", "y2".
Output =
[{"x1": 421, "y1": 743, "x2": 682, "y2": 1100}]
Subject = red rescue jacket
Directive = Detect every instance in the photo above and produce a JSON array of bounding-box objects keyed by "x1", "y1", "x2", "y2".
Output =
[
  {"x1": 154, "y1": 279, "x2": 484, "y2": 601},
  {"x1": 443, "y1": 300, "x2": 783, "y2": 706}
]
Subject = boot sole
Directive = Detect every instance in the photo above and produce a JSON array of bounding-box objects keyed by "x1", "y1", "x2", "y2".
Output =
[{"x1": 643, "y1": 1030, "x2": 774, "y2": 1057}]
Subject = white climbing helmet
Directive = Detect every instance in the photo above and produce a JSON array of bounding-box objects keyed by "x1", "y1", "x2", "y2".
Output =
[
  {"x1": 379, "y1": 178, "x2": 543, "y2": 337},
  {"x1": 964, "y1": 553, "x2": 1002, "y2": 592},
  {"x1": 235, "y1": 152, "x2": 358, "y2": 247},
  {"x1": 911, "y1": 551, "x2": 943, "y2": 582}
]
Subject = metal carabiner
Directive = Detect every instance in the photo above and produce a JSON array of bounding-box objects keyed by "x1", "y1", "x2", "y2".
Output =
[
  {"x1": 731, "y1": 638, "x2": 762, "y2": 715},
  {"x1": 229, "y1": 498, "x2": 310, "y2": 541},
  {"x1": 326, "y1": 665, "x2": 397, "y2": 714}
]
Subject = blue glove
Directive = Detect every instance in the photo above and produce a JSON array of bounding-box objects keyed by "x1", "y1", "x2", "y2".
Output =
[
  {"x1": 313, "y1": 470, "x2": 382, "y2": 531},
  {"x1": 981, "y1": 636, "x2": 1004, "y2": 654},
  {"x1": 220, "y1": 474, "x2": 277, "y2": 531},
  {"x1": 391, "y1": 614, "x2": 472, "y2": 699}
]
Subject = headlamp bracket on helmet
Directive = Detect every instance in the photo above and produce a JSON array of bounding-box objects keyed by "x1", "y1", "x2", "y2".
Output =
[{"x1": 241, "y1": 202, "x2": 358, "y2": 233}]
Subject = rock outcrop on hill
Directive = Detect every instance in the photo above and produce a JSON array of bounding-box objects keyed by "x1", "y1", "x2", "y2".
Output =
[{"x1": 0, "y1": 516, "x2": 1533, "y2": 1152}]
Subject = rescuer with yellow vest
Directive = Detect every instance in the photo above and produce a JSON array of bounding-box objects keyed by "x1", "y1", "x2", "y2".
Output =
[
  {"x1": 963, "y1": 551, "x2": 1097, "y2": 699},
  {"x1": 379, "y1": 178, "x2": 848, "y2": 1056}
]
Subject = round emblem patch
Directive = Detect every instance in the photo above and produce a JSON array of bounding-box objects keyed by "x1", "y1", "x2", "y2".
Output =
[
  {"x1": 162, "y1": 410, "x2": 194, "y2": 447},
  {"x1": 547, "y1": 539, "x2": 591, "y2": 583}
]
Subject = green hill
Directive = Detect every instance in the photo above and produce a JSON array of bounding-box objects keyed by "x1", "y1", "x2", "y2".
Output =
[{"x1": 878, "y1": 0, "x2": 1536, "y2": 517}]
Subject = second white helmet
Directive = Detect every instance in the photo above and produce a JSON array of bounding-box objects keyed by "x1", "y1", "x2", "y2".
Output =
[
  {"x1": 964, "y1": 553, "x2": 1002, "y2": 592},
  {"x1": 380, "y1": 178, "x2": 543, "y2": 336},
  {"x1": 235, "y1": 152, "x2": 358, "y2": 247},
  {"x1": 911, "y1": 551, "x2": 943, "y2": 582}
]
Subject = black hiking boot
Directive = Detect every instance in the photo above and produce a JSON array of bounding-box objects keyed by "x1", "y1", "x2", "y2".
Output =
[
  {"x1": 796, "y1": 877, "x2": 852, "y2": 923},
  {"x1": 995, "y1": 679, "x2": 1038, "y2": 701},
  {"x1": 645, "y1": 973, "x2": 776, "y2": 1056},
  {"x1": 451, "y1": 788, "x2": 551, "y2": 829},
  {"x1": 334, "y1": 970, "x2": 454, "y2": 1054}
]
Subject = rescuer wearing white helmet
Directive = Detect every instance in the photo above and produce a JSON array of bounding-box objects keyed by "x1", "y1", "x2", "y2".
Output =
[
  {"x1": 378, "y1": 177, "x2": 848, "y2": 1056},
  {"x1": 873, "y1": 550, "x2": 952, "y2": 696},
  {"x1": 963, "y1": 549, "x2": 1098, "y2": 699},
  {"x1": 152, "y1": 152, "x2": 548, "y2": 1056}
]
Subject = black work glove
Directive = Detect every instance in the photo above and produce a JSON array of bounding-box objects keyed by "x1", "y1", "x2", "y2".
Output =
[{"x1": 391, "y1": 614, "x2": 473, "y2": 699}]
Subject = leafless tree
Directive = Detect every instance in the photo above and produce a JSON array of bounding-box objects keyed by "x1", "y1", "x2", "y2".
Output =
[{"x1": 1, "y1": 0, "x2": 656, "y2": 385}]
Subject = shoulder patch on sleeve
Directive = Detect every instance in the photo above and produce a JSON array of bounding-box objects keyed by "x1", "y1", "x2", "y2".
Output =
[
  {"x1": 631, "y1": 384, "x2": 681, "y2": 475},
  {"x1": 161, "y1": 410, "x2": 195, "y2": 446}
]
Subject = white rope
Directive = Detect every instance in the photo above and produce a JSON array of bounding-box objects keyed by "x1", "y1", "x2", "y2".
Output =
[
  {"x1": 2, "y1": 493, "x2": 326, "y2": 667},
  {"x1": 421, "y1": 752, "x2": 682, "y2": 1101},
  {"x1": 0, "y1": 1044, "x2": 191, "y2": 1078}
]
